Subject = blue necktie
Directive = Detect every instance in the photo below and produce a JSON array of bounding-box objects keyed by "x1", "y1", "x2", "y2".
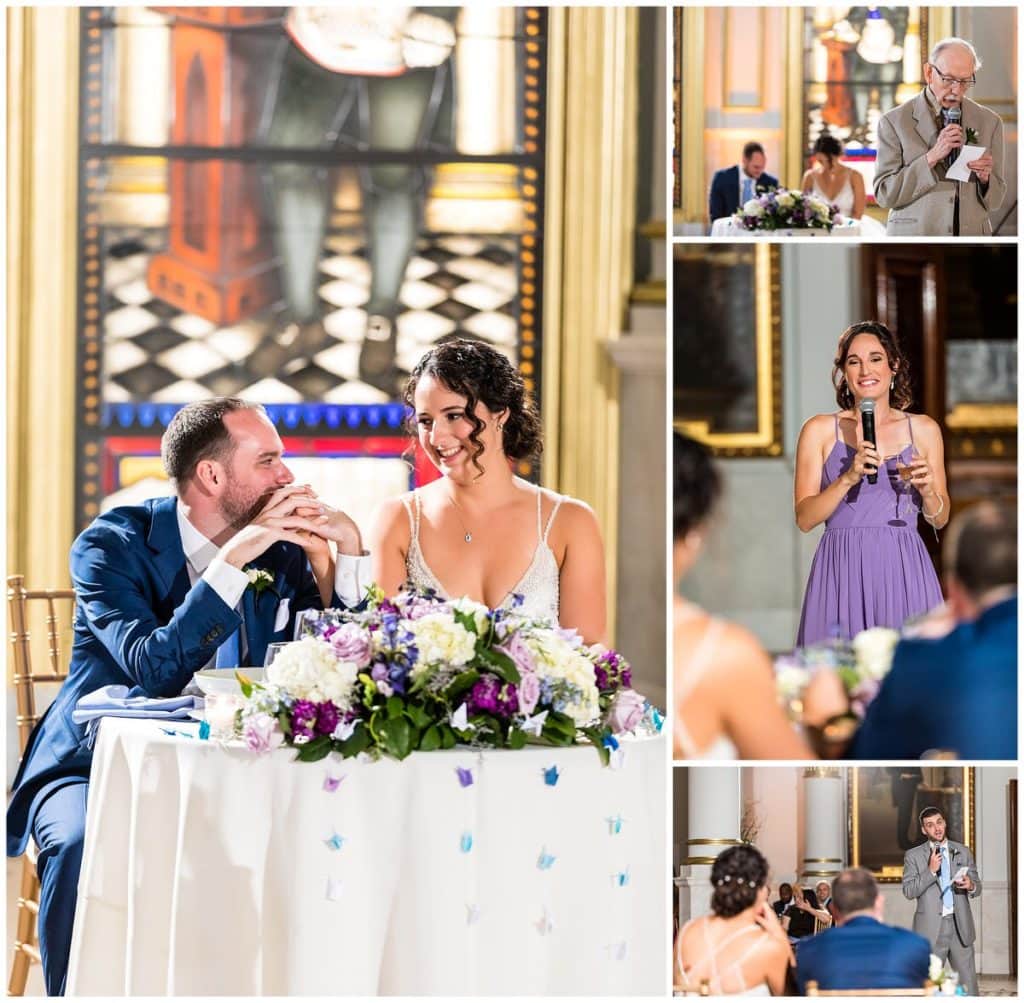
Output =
[
  {"x1": 214, "y1": 623, "x2": 242, "y2": 669},
  {"x1": 742, "y1": 176, "x2": 754, "y2": 206},
  {"x1": 939, "y1": 846, "x2": 954, "y2": 911}
]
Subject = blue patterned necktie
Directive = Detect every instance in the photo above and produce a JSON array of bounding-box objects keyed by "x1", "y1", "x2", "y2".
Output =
[
  {"x1": 214, "y1": 623, "x2": 242, "y2": 669},
  {"x1": 939, "y1": 846, "x2": 954, "y2": 911},
  {"x1": 742, "y1": 175, "x2": 754, "y2": 206}
]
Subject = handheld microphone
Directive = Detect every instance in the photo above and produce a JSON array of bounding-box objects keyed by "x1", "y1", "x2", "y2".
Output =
[
  {"x1": 858, "y1": 399, "x2": 878, "y2": 485},
  {"x1": 942, "y1": 105, "x2": 963, "y2": 170}
]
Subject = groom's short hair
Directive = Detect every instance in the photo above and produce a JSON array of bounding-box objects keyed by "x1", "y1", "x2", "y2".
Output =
[
  {"x1": 946, "y1": 501, "x2": 1017, "y2": 599},
  {"x1": 162, "y1": 398, "x2": 267, "y2": 491},
  {"x1": 832, "y1": 867, "x2": 878, "y2": 917}
]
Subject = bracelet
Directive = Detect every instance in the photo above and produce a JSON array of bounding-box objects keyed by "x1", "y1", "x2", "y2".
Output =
[{"x1": 922, "y1": 494, "x2": 945, "y2": 523}]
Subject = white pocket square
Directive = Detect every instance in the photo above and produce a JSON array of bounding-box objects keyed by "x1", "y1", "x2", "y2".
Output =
[{"x1": 274, "y1": 598, "x2": 291, "y2": 633}]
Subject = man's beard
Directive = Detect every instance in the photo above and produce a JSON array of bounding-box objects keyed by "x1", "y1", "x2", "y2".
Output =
[{"x1": 220, "y1": 484, "x2": 270, "y2": 531}]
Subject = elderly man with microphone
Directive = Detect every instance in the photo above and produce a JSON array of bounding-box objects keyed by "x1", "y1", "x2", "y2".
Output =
[
  {"x1": 902, "y1": 807, "x2": 981, "y2": 995},
  {"x1": 875, "y1": 37, "x2": 1005, "y2": 236}
]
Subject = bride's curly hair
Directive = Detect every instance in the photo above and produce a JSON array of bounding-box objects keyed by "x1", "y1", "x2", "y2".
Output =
[
  {"x1": 710, "y1": 846, "x2": 769, "y2": 918},
  {"x1": 403, "y1": 338, "x2": 542, "y2": 478},
  {"x1": 832, "y1": 321, "x2": 913, "y2": 411}
]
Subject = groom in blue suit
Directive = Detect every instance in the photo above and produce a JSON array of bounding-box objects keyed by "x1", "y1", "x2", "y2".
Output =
[
  {"x1": 6, "y1": 398, "x2": 369, "y2": 995},
  {"x1": 708, "y1": 141, "x2": 780, "y2": 223},
  {"x1": 796, "y1": 867, "x2": 931, "y2": 993}
]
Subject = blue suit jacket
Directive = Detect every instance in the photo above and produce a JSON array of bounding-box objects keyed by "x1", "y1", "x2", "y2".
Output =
[
  {"x1": 850, "y1": 597, "x2": 1017, "y2": 760},
  {"x1": 7, "y1": 496, "x2": 331, "y2": 855},
  {"x1": 708, "y1": 165, "x2": 780, "y2": 222},
  {"x1": 795, "y1": 916, "x2": 931, "y2": 993}
]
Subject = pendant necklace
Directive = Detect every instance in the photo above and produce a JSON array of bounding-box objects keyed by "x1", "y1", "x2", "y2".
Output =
[{"x1": 449, "y1": 493, "x2": 473, "y2": 544}]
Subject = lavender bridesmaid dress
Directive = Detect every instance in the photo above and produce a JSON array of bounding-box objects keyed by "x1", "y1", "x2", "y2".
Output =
[{"x1": 796, "y1": 414, "x2": 943, "y2": 645}]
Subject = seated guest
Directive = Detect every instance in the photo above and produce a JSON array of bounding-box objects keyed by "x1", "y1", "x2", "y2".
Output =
[
  {"x1": 675, "y1": 846, "x2": 794, "y2": 995},
  {"x1": 796, "y1": 867, "x2": 931, "y2": 993},
  {"x1": 5, "y1": 399, "x2": 367, "y2": 995},
  {"x1": 814, "y1": 880, "x2": 839, "y2": 926},
  {"x1": 803, "y1": 500, "x2": 1017, "y2": 759},
  {"x1": 709, "y1": 141, "x2": 780, "y2": 222},
  {"x1": 787, "y1": 886, "x2": 821, "y2": 940}
]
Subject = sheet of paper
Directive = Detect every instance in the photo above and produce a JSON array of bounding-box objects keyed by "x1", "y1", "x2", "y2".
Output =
[
  {"x1": 953, "y1": 865, "x2": 969, "y2": 882},
  {"x1": 946, "y1": 144, "x2": 985, "y2": 182}
]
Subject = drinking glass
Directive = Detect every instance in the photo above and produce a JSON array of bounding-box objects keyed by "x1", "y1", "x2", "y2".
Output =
[
  {"x1": 204, "y1": 691, "x2": 242, "y2": 739},
  {"x1": 264, "y1": 642, "x2": 292, "y2": 668}
]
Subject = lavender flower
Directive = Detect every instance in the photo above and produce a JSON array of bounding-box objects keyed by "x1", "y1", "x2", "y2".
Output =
[
  {"x1": 315, "y1": 701, "x2": 341, "y2": 736},
  {"x1": 291, "y1": 699, "x2": 318, "y2": 739},
  {"x1": 327, "y1": 623, "x2": 373, "y2": 669}
]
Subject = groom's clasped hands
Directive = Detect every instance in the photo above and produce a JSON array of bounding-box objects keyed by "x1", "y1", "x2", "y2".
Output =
[{"x1": 218, "y1": 484, "x2": 364, "y2": 573}]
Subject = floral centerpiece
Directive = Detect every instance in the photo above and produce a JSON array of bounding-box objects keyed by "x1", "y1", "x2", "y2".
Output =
[
  {"x1": 929, "y1": 954, "x2": 965, "y2": 995},
  {"x1": 235, "y1": 586, "x2": 658, "y2": 764},
  {"x1": 774, "y1": 627, "x2": 900, "y2": 721},
  {"x1": 732, "y1": 188, "x2": 838, "y2": 232}
]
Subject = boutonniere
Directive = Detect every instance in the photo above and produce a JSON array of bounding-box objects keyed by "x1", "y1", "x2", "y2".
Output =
[
  {"x1": 245, "y1": 568, "x2": 279, "y2": 604},
  {"x1": 965, "y1": 127, "x2": 979, "y2": 145}
]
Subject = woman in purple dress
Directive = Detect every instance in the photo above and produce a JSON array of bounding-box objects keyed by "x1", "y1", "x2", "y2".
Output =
[{"x1": 795, "y1": 322, "x2": 947, "y2": 645}]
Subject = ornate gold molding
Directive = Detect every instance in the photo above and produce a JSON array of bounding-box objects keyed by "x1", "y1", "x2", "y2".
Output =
[
  {"x1": 804, "y1": 767, "x2": 842, "y2": 779},
  {"x1": 6, "y1": 9, "x2": 79, "y2": 634},
  {"x1": 803, "y1": 857, "x2": 843, "y2": 864},
  {"x1": 680, "y1": 7, "x2": 705, "y2": 225},
  {"x1": 783, "y1": 7, "x2": 804, "y2": 190},
  {"x1": 689, "y1": 838, "x2": 744, "y2": 847}
]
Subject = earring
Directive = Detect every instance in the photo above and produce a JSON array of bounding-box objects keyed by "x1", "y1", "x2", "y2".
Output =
[
  {"x1": 496, "y1": 422, "x2": 504, "y2": 432},
  {"x1": 890, "y1": 378, "x2": 895, "y2": 390}
]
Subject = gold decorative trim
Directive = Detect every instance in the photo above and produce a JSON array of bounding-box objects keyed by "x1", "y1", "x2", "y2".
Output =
[
  {"x1": 803, "y1": 858, "x2": 843, "y2": 864},
  {"x1": 689, "y1": 838, "x2": 744, "y2": 847},
  {"x1": 851, "y1": 767, "x2": 975, "y2": 883},
  {"x1": 804, "y1": 767, "x2": 842, "y2": 779},
  {"x1": 683, "y1": 856, "x2": 725, "y2": 866},
  {"x1": 802, "y1": 870, "x2": 842, "y2": 878},
  {"x1": 946, "y1": 403, "x2": 1018, "y2": 430},
  {"x1": 721, "y1": 8, "x2": 768, "y2": 113},
  {"x1": 631, "y1": 280, "x2": 666, "y2": 304},
  {"x1": 674, "y1": 244, "x2": 783, "y2": 456},
  {"x1": 783, "y1": 7, "x2": 804, "y2": 193},
  {"x1": 680, "y1": 7, "x2": 705, "y2": 226}
]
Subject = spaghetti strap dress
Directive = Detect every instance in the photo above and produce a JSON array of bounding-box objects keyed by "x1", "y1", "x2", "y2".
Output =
[{"x1": 796, "y1": 413, "x2": 943, "y2": 645}]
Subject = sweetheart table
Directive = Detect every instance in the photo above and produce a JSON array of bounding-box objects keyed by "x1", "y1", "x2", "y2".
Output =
[
  {"x1": 66, "y1": 718, "x2": 666, "y2": 995},
  {"x1": 710, "y1": 217, "x2": 863, "y2": 237}
]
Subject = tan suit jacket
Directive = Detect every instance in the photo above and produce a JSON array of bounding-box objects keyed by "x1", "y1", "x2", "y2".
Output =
[{"x1": 874, "y1": 90, "x2": 1006, "y2": 236}]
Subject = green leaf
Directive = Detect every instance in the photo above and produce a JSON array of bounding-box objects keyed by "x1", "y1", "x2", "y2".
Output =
[
  {"x1": 508, "y1": 727, "x2": 527, "y2": 750},
  {"x1": 295, "y1": 736, "x2": 332, "y2": 762},
  {"x1": 386, "y1": 695, "x2": 404, "y2": 719},
  {"x1": 337, "y1": 722, "x2": 372, "y2": 759},
  {"x1": 445, "y1": 669, "x2": 481, "y2": 701},
  {"x1": 479, "y1": 648, "x2": 521, "y2": 684},
  {"x1": 406, "y1": 702, "x2": 432, "y2": 730},
  {"x1": 235, "y1": 671, "x2": 254, "y2": 699},
  {"x1": 439, "y1": 724, "x2": 457, "y2": 749},
  {"x1": 419, "y1": 725, "x2": 442, "y2": 751},
  {"x1": 453, "y1": 608, "x2": 479, "y2": 635},
  {"x1": 542, "y1": 712, "x2": 577, "y2": 746},
  {"x1": 582, "y1": 726, "x2": 611, "y2": 767},
  {"x1": 276, "y1": 710, "x2": 293, "y2": 738},
  {"x1": 378, "y1": 716, "x2": 414, "y2": 760}
]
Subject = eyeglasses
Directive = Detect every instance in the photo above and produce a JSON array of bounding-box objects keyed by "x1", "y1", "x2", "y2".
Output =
[{"x1": 927, "y1": 64, "x2": 976, "y2": 89}]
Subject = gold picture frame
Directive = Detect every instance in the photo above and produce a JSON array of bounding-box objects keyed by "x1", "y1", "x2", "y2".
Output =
[
  {"x1": 672, "y1": 243, "x2": 782, "y2": 457},
  {"x1": 849, "y1": 766, "x2": 975, "y2": 883}
]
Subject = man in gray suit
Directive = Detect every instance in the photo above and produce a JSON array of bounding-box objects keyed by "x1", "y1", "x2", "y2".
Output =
[
  {"x1": 902, "y1": 806, "x2": 981, "y2": 994},
  {"x1": 875, "y1": 37, "x2": 1006, "y2": 236}
]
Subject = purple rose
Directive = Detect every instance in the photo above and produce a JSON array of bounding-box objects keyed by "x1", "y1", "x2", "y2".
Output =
[
  {"x1": 328, "y1": 623, "x2": 373, "y2": 669},
  {"x1": 608, "y1": 688, "x2": 645, "y2": 734},
  {"x1": 243, "y1": 712, "x2": 284, "y2": 753},
  {"x1": 517, "y1": 670, "x2": 541, "y2": 715},
  {"x1": 497, "y1": 632, "x2": 536, "y2": 678}
]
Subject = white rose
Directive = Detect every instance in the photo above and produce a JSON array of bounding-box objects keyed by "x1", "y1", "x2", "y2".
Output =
[
  {"x1": 741, "y1": 199, "x2": 764, "y2": 216},
  {"x1": 410, "y1": 613, "x2": 478, "y2": 676},
  {"x1": 852, "y1": 627, "x2": 899, "y2": 681},
  {"x1": 265, "y1": 636, "x2": 358, "y2": 710},
  {"x1": 775, "y1": 191, "x2": 795, "y2": 209}
]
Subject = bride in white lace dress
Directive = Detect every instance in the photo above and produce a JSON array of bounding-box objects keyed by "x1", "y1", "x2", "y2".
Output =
[
  {"x1": 372, "y1": 339, "x2": 606, "y2": 643},
  {"x1": 801, "y1": 133, "x2": 887, "y2": 236},
  {"x1": 675, "y1": 846, "x2": 795, "y2": 996},
  {"x1": 673, "y1": 434, "x2": 809, "y2": 759}
]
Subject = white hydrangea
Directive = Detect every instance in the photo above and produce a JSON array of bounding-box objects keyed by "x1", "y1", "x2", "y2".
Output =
[
  {"x1": 265, "y1": 636, "x2": 359, "y2": 709},
  {"x1": 524, "y1": 631, "x2": 601, "y2": 726},
  {"x1": 852, "y1": 627, "x2": 900, "y2": 681},
  {"x1": 410, "y1": 613, "x2": 478, "y2": 677},
  {"x1": 451, "y1": 596, "x2": 490, "y2": 634},
  {"x1": 775, "y1": 191, "x2": 795, "y2": 209},
  {"x1": 741, "y1": 198, "x2": 764, "y2": 216},
  {"x1": 776, "y1": 665, "x2": 811, "y2": 701}
]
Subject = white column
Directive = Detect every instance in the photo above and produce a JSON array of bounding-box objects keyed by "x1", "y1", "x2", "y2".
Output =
[
  {"x1": 675, "y1": 767, "x2": 743, "y2": 925},
  {"x1": 800, "y1": 767, "x2": 846, "y2": 884}
]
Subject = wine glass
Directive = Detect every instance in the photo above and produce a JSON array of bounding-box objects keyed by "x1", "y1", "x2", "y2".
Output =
[{"x1": 264, "y1": 642, "x2": 292, "y2": 668}]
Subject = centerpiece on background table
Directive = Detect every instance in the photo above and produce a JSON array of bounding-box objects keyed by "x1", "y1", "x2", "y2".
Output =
[
  {"x1": 732, "y1": 188, "x2": 840, "y2": 233},
  {"x1": 774, "y1": 626, "x2": 900, "y2": 723},
  {"x1": 234, "y1": 586, "x2": 659, "y2": 763}
]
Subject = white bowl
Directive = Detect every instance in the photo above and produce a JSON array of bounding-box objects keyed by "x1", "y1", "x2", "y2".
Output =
[{"x1": 193, "y1": 667, "x2": 266, "y2": 696}]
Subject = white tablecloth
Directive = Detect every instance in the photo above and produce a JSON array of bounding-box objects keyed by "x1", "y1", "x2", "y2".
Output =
[
  {"x1": 710, "y1": 217, "x2": 862, "y2": 237},
  {"x1": 67, "y1": 718, "x2": 666, "y2": 995}
]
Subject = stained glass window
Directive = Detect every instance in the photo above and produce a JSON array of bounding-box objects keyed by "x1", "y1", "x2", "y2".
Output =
[{"x1": 75, "y1": 6, "x2": 547, "y2": 528}]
